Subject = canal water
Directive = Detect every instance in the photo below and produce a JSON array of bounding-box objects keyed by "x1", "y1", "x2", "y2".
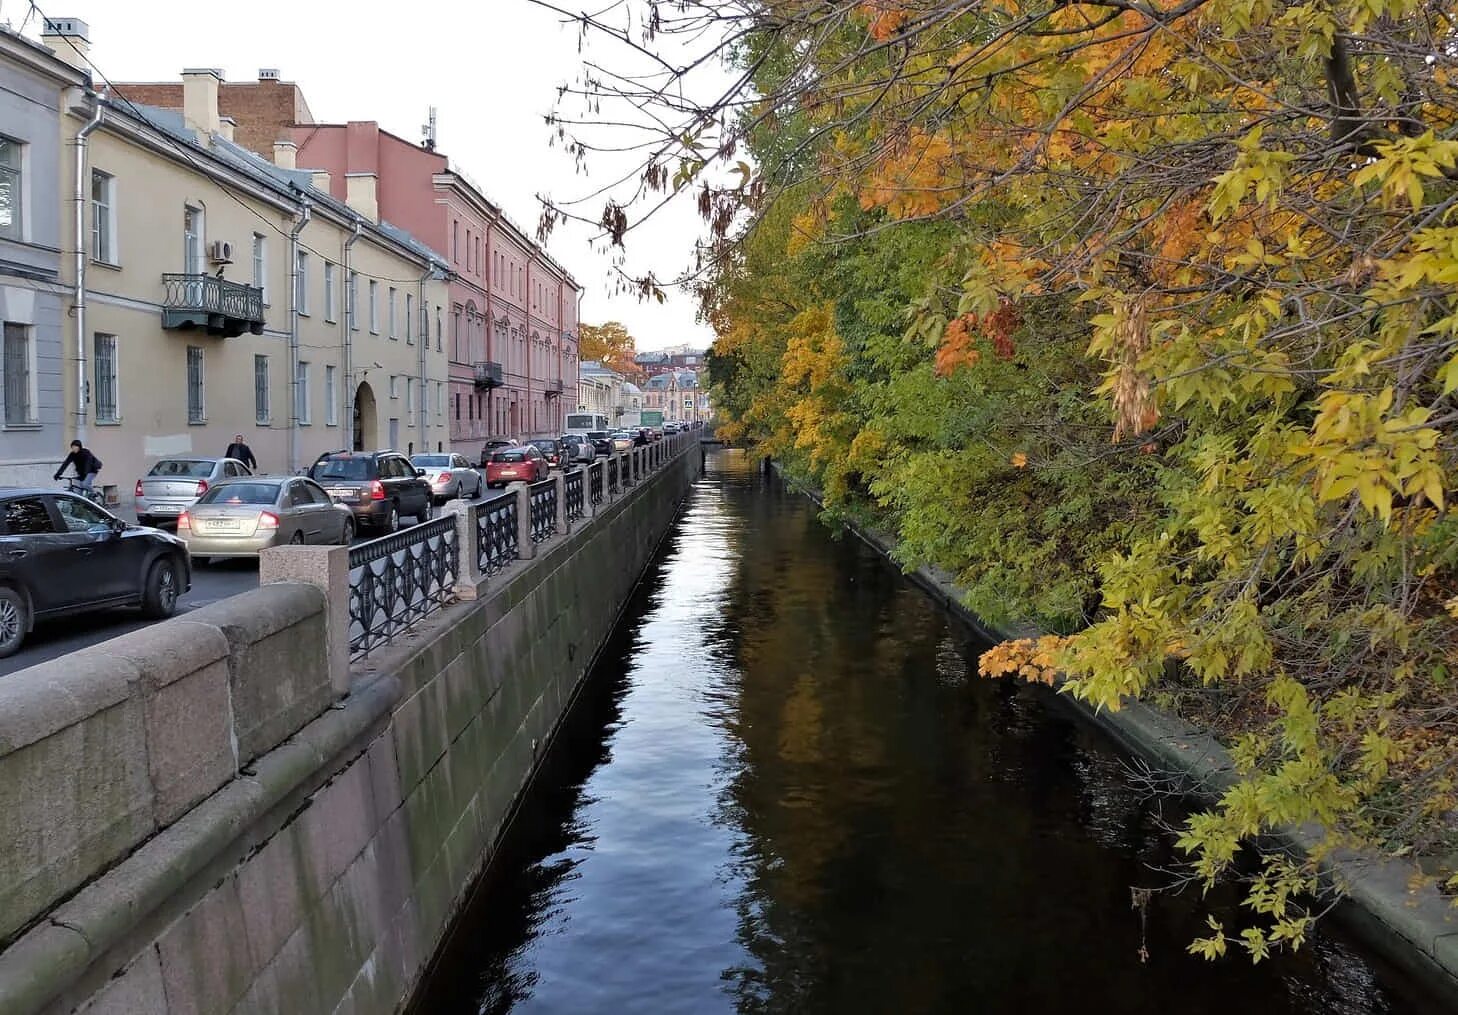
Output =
[{"x1": 415, "y1": 449, "x2": 1445, "y2": 1014}]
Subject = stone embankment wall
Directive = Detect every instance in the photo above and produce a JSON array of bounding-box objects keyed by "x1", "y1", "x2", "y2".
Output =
[{"x1": 0, "y1": 439, "x2": 702, "y2": 1014}]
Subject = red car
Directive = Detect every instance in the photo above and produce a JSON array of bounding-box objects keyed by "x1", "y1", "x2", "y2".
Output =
[{"x1": 484, "y1": 446, "x2": 549, "y2": 488}]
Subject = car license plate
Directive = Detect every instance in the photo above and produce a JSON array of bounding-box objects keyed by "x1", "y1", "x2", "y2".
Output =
[
  {"x1": 203, "y1": 519, "x2": 239, "y2": 531},
  {"x1": 328, "y1": 488, "x2": 358, "y2": 502}
]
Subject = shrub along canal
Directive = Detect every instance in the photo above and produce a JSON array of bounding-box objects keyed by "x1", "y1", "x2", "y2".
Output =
[{"x1": 413, "y1": 449, "x2": 1445, "y2": 1014}]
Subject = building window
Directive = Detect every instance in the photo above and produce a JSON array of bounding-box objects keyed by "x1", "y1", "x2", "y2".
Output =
[
  {"x1": 94, "y1": 333, "x2": 118, "y2": 422},
  {"x1": 3, "y1": 323, "x2": 32, "y2": 424},
  {"x1": 466, "y1": 230, "x2": 472, "y2": 271},
  {"x1": 295, "y1": 250, "x2": 309, "y2": 314},
  {"x1": 452, "y1": 220, "x2": 459, "y2": 263},
  {"x1": 323, "y1": 262, "x2": 336, "y2": 322},
  {"x1": 468, "y1": 393, "x2": 473, "y2": 420},
  {"x1": 325, "y1": 364, "x2": 337, "y2": 425},
  {"x1": 254, "y1": 354, "x2": 269, "y2": 423},
  {"x1": 454, "y1": 393, "x2": 460, "y2": 420},
  {"x1": 435, "y1": 307, "x2": 443, "y2": 351},
  {"x1": 388, "y1": 286, "x2": 397, "y2": 338},
  {"x1": 435, "y1": 381, "x2": 444, "y2": 418},
  {"x1": 295, "y1": 360, "x2": 311, "y2": 424},
  {"x1": 474, "y1": 236, "x2": 481, "y2": 275},
  {"x1": 252, "y1": 233, "x2": 267, "y2": 303},
  {"x1": 348, "y1": 270, "x2": 359, "y2": 330},
  {"x1": 186, "y1": 345, "x2": 205, "y2": 423},
  {"x1": 452, "y1": 309, "x2": 462, "y2": 362},
  {"x1": 369, "y1": 280, "x2": 380, "y2": 333},
  {"x1": 183, "y1": 205, "x2": 204, "y2": 274},
  {"x1": 405, "y1": 377, "x2": 414, "y2": 420},
  {"x1": 389, "y1": 375, "x2": 400, "y2": 399},
  {"x1": 91, "y1": 171, "x2": 115, "y2": 263},
  {"x1": 406, "y1": 293, "x2": 414, "y2": 344},
  {"x1": 0, "y1": 136, "x2": 21, "y2": 241}
]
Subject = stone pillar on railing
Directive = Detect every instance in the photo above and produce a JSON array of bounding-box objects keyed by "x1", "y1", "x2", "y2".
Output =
[
  {"x1": 580, "y1": 465, "x2": 596, "y2": 519},
  {"x1": 511, "y1": 481, "x2": 535, "y2": 559},
  {"x1": 554, "y1": 470, "x2": 569, "y2": 534},
  {"x1": 446, "y1": 498, "x2": 485, "y2": 599},
  {"x1": 259, "y1": 544, "x2": 350, "y2": 695},
  {"x1": 620, "y1": 451, "x2": 634, "y2": 488}
]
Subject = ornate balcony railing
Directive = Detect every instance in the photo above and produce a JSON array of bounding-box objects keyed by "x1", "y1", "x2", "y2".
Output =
[
  {"x1": 565, "y1": 469, "x2": 585, "y2": 522},
  {"x1": 529, "y1": 478, "x2": 558, "y2": 543},
  {"x1": 473, "y1": 493, "x2": 517, "y2": 575},
  {"x1": 161, "y1": 273, "x2": 265, "y2": 338},
  {"x1": 474, "y1": 361, "x2": 504, "y2": 390},
  {"x1": 588, "y1": 461, "x2": 604, "y2": 506},
  {"x1": 543, "y1": 378, "x2": 565, "y2": 398},
  {"x1": 347, "y1": 516, "x2": 458, "y2": 659}
]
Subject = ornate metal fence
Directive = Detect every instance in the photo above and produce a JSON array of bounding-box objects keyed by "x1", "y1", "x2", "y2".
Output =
[
  {"x1": 589, "y1": 461, "x2": 605, "y2": 506},
  {"x1": 565, "y1": 469, "x2": 585, "y2": 522},
  {"x1": 608, "y1": 456, "x2": 620, "y2": 494},
  {"x1": 474, "y1": 493, "x2": 517, "y2": 575},
  {"x1": 529, "y1": 478, "x2": 558, "y2": 543},
  {"x1": 348, "y1": 516, "x2": 459, "y2": 659}
]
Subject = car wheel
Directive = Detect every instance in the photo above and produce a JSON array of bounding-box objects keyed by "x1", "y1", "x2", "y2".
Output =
[
  {"x1": 341, "y1": 518, "x2": 355, "y2": 544},
  {"x1": 141, "y1": 557, "x2": 180, "y2": 620},
  {"x1": 289, "y1": 531, "x2": 305, "y2": 545},
  {"x1": 0, "y1": 586, "x2": 28, "y2": 659}
]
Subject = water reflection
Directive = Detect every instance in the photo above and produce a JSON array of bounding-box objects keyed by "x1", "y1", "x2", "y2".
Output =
[{"x1": 414, "y1": 450, "x2": 1442, "y2": 1015}]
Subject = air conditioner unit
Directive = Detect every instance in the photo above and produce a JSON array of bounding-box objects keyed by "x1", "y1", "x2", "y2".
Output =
[{"x1": 208, "y1": 240, "x2": 233, "y2": 264}]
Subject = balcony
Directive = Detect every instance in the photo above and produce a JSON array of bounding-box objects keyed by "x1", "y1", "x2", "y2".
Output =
[
  {"x1": 474, "y1": 361, "x2": 504, "y2": 390},
  {"x1": 161, "y1": 274, "x2": 265, "y2": 338},
  {"x1": 544, "y1": 378, "x2": 565, "y2": 399}
]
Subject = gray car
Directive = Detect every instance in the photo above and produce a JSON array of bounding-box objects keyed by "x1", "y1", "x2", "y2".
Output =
[
  {"x1": 559, "y1": 434, "x2": 596, "y2": 464},
  {"x1": 180, "y1": 476, "x2": 353, "y2": 560},
  {"x1": 135, "y1": 457, "x2": 252, "y2": 528},
  {"x1": 411, "y1": 453, "x2": 483, "y2": 504}
]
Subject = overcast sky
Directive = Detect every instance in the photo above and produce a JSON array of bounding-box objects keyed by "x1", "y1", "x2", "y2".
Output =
[{"x1": 14, "y1": 0, "x2": 718, "y2": 352}]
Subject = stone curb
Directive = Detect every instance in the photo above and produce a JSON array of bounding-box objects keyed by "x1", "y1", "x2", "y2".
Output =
[{"x1": 779, "y1": 465, "x2": 1458, "y2": 1005}]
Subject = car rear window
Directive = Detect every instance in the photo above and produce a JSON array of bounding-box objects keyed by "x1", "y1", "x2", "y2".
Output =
[
  {"x1": 492, "y1": 451, "x2": 527, "y2": 463},
  {"x1": 588, "y1": 431, "x2": 609, "y2": 440},
  {"x1": 148, "y1": 459, "x2": 212, "y2": 478},
  {"x1": 197, "y1": 483, "x2": 280, "y2": 506},
  {"x1": 313, "y1": 457, "x2": 373, "y2": 480},
  {"x1": 412, "y1": 456, "x2": 450, "y2": 467},
  {"x1": 531, "y1": 441, "x2": 556, "y2": 451}
]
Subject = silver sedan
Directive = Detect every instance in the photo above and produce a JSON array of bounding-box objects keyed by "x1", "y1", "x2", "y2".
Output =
[
  {"x1": 179, "y1": 476, "x2": 354, "y2": 560},
  {"x1": 412, "y1": 453, "x2": 483, "y2": 503},
  {"x1": 135, "y1": 456, "x2": 252, "y2": 528}
]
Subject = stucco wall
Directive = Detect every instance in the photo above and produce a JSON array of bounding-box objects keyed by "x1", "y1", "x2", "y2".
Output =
[{"x1": 0, "y1": 438, "x2": 702, "y2": 1014}]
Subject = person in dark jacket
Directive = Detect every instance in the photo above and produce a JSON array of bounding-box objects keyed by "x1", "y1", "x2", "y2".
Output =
[
  {"x1": 224, "y1": 433, "x2": 257, "y2": 471},
  {"x1": 53, "y1": 440, "x2": 102, "y2": 492}
]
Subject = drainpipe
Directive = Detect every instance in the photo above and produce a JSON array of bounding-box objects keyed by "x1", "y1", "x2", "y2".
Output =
[
  {"x1": 418, "y1": 263, "x2": 432, "y2": 453},
  {"x1": 72, "y1": 94, "x2": 105, "y2": 446},
  {"x1": 342, "y1": 217, "x2": 362, "y2": 449},
  {"x1": 287, "y1": 197, "x2": 312, "y2": 473}
]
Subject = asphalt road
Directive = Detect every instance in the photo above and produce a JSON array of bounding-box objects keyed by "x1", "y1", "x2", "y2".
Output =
[{"x1": 0, "y1": 492, "x2": 504, "y2": 679}]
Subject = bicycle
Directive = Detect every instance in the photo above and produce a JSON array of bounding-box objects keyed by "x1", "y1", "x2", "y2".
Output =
[{"x1": 60, "y1": 476, "x2": 106, "y2": 508}]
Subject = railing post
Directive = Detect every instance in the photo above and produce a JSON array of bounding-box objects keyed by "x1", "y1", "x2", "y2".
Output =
[
  {"x1": 580, "y1": 465, "x2": 596, "y2": 519},
  {"x1": 511, "y1": 481, "x2": 535, "y2": 559},
  {"x1": 554, "y1": 470, "x2": 569, "y2": 533},
  {"x1": 447, "y1": 499, "x2": 485, "y2": 599},
  {"x1": 259, "y1": 544, "x2": 350, "y2": 696}
]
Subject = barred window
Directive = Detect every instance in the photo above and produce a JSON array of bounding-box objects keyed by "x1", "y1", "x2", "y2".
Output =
[
  {"x1": 254, "y1": 354, "x2": 269, "y2": 423},
  {"x1": 94, "y1": 333, "x2": 118, "y2": 422},
  {"x1": 187, "y1": 345, "x2": 205, "y2": 423},
  {"x1": 3, "y1": 323, "x2": 31, "y2": 424}
]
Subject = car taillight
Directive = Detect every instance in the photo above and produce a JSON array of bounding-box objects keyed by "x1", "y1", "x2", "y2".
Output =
[
  {"x1": 135, "y1": 480, "x2": 144, "y2": 498},
  {"x1": 438, "y1": 471, "x2": 452, "y2": 482},
  {"x1": 258, "y1": 511, "x2": 280, "y2": 529},
  {"x1": 177, "y1": 511, "x2": 191, "y2": 531},
  {"x1": 370, "y1": 480, "x2": 385, "y2": 500},
  {"x1": 196, "y1": 479, "x2": 209, "y2": 496}
]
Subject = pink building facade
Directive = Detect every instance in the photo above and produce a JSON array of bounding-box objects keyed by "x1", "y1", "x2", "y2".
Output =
[{"x1": 292, "y1": 122, "x2": 580, "y2": 449}]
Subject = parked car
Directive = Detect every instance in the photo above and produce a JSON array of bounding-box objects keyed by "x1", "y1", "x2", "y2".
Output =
[
  {"x1": 180, "y1": 476, "x2": 354, "y2": 560},
  {"x1": 664, "y1": 421, "x2": 684, "y2": 434},
  {"x1": 609, "y1": 431, "x2": 636, "y2": 453},
  {"x1": 411, "y1": 453, "x2": 483, "y2": 504},
  {"x1": 484, "y1": 446, "x2": 549, "y2": 488},
  {"x1": 134, "y1": 456, "x2": 252, "y2": 528},
  {"x1": 649, "y1": 427, "x2": 665, "y2": 441},
  {"x1": 560, "y1": 433, "x2": 595, "y2": 464},
  {"x1": 479, "y1": 438, "x2": 517, "y2": 467},
  {"x1": 0, "y1": 488, "x2": 190, "y2": 657},
  {"x1": 587, "y1": 430, "x2": 614, "y2": 456},
  {"x1": 307, "y1": 450, "x2": 432, "y2": 534},
  {"x1": 529, "y1": 438, "x2": 565, "y2": 469}
]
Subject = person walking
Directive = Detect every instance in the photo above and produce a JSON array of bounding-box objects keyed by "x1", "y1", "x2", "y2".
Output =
[
  {"x1": 53, "y1": 439, "x2": 102, "y2": 492},
  {"x1": 224, "y1": 433, "x2": 258, "y2": 471}
]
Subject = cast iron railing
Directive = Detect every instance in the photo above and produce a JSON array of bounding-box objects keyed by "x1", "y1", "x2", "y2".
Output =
[
  {"x1": 474, "y1": 493, "x2": 517, "y2": 575},
  {"x1": 589, "y1": 461, "x2": 604, "y2": 506},
  {"x1": 565, "y1": 469, "x2": 585, "y2": 522},
  {"x1": 529, "y1": 477, "x2": 557, "y2": 543},
  {"x1": 608, "y1": 456, "x2": 620, "y2": 494},
  {"x1": 161, "y1": 273, "x2": 265, "y2": 337},
  {"x1": 348, "y1": 516, "x2": 458, "y2": 659}
]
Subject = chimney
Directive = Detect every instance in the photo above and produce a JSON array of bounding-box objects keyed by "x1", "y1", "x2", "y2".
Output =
[
  {"x1": 273, "y1": 140, "x2": 297, "y2": 170},
  {"x1": 258, "y1": 68, "x2": 281, "y2": 82},
  {"x1": 181, "y1": 68, "x2": 222, "y2": 139},
  {"x1": 345, "y1": 172, "x2": 378, "y2": 223},
  {"x1": 217, "y1": 116, "x2": 237, "y2": 143},
  {"x1": 39, "y1": 17, "x2": 90, "y2": 71},
  {"x1": 310, "y1": 170, "x2": 331, "y2": 192}
]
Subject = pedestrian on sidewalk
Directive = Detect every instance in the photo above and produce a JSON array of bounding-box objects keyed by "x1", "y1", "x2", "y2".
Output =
[
  {"x1": 53, "y1": 439, "x2": 102, "y2": 491},
  {"x1": 224, "y1": 433, "x2": 258, "y2": 471}
]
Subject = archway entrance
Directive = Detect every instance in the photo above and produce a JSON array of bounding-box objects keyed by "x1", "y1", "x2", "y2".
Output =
[{"x1": 353, "y1": 381, "x2": 377, "y2": 451}]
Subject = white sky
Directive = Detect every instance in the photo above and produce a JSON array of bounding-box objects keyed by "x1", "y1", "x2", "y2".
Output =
[{"x1": 14, "y1": 0, "x2": 718, "y2": 352}]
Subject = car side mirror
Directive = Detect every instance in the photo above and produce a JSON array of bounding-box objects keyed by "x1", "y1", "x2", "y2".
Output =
[
  {"x1": 109, "y1": 518, "x2": 127, "y2": 536},
  {"x1": 415, "y1": 468, "x2": 427, "y2": 477}
]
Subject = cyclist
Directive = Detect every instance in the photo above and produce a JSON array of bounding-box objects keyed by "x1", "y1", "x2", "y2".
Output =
[{"x1": 53, "y1": 439, "x2": 103, "y2": 496}]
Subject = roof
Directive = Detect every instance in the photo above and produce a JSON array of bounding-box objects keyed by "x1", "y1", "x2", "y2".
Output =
[{"x1": 634, "y1": 351, "x2": 668, "y2": 365}]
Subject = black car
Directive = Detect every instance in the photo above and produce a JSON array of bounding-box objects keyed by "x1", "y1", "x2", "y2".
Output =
[
  {"x1": 307, "y1": 450, "x2": 432, "y2": 534},
  {"x1": 0, "y1": 488, "x2": 191, "y2": 658},
  {"x1": 479, "y1": 439, "x2": 517, "y2": 468},
  {"x1": 586, "y1": 430, "x2": 613, "y2": 456},
  {"x1": 529, "y1": 438, "x2": 565, "y2": 469}
]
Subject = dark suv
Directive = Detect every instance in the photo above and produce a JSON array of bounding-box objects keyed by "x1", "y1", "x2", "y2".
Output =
[{"x1": 308, "y1": 450, "x2": 432, "y2": 534}]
